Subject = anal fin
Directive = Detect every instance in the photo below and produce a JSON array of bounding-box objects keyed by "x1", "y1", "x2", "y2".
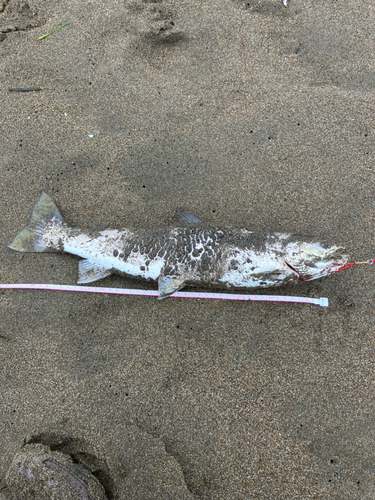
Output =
[
  {"x1": 78, "y1": 259, "x2": 112, "y2": 284},
  {"x1": 158, "y1": 275, "x2": 185, "y2": 300}
]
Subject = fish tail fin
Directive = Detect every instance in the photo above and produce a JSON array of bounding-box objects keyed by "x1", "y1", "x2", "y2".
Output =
[{"x1": 8, "y1": 192, "x2": 65, "y2": 252}]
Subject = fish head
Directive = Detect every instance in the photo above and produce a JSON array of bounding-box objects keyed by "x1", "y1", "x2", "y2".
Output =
[{"x1": 284, "y1": 241, "x2": 349, "y2": 281}]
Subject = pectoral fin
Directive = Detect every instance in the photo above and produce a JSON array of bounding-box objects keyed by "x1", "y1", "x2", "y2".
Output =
[
  {"x1": 158, "y1": 275, "x2": 185, "y2": 299},
  {"x1": 78, "y1": 259, "x2": 112, "y2": 284}
]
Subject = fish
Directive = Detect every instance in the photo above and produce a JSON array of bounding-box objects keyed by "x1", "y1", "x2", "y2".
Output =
[{"x1": 8, "y1": 192, "x2": 348, "y2": 299}]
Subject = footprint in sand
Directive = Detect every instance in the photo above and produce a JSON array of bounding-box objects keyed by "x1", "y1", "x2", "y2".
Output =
[{"x1": 126, "y1": 0, "x2": 184, "y2": 45}]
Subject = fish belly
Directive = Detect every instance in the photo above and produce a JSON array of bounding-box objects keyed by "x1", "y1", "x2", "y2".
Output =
[{"x1": 60, "y1": 228, "x2": 165, "y2": 281}]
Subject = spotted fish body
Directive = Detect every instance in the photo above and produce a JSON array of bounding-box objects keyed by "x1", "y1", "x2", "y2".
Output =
[{"x1": 8, "y1": 193, "x2": 348, "y2": 299}]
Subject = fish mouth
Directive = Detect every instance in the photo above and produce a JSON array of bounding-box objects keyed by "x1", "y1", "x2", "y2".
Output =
[
  {"x1": 285, "y1": 243, "x2": 349, "y2": 281},
  {"x1": 286, "y1": 258, "x2": 349, "y2": 281},
  {"x1": 301, "y1": 244, "x2": 348, "y2": 265},
  {"x1": 302, "y1": 243, "x2": 346, "y2": 259},
  {"x1": 309, "y1": 254, "x2": 349, "y2": 277}
]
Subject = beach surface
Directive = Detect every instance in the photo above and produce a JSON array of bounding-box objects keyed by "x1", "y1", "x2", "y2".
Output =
[{"x1": 0, "y1": 0, "x2": 374, "y2": 498}]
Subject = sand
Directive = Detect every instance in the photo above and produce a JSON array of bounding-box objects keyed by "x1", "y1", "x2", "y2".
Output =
[{"x1": 0, "y1": 0, "x2": 374, "y2": 498}]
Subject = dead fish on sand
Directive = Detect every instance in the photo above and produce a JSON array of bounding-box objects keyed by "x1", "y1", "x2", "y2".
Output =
[{"x1": 8, "y1": 192, "x2": 348, "y2": 299}]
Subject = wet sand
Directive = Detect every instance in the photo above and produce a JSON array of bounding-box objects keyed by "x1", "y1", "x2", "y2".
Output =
[{"x1": 0, "y1": 0, "x2": 374, "y2": 498}]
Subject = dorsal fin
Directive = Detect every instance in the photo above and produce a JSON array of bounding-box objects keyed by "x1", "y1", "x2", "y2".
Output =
[{"x1": 173, "y1": 209, "x2": 204, "y2": 225}]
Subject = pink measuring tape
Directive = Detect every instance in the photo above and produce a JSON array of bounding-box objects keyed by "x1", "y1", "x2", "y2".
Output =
[
  {"x1": 1, "y1": 258, "x2": 371, "y2": 307},
  {"x1": 0, "y1": 283, "x2": 329, "y2": 307}
]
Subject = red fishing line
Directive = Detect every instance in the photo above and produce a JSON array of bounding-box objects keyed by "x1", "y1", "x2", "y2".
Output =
[
  {"x1": 285, "y1": 259, "x2": 374, "y2": 280},
  {"x1": 333, "y1": 259, "x2": 375, "y2": 273}
]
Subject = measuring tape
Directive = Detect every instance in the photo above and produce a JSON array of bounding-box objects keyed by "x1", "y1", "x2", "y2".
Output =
[
  {"x1": 0, "y1": 283, "x2": 329, "y2": 307},
  {"x1": 1, "y1": 258, "x2": 371, "y2": 307}
]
